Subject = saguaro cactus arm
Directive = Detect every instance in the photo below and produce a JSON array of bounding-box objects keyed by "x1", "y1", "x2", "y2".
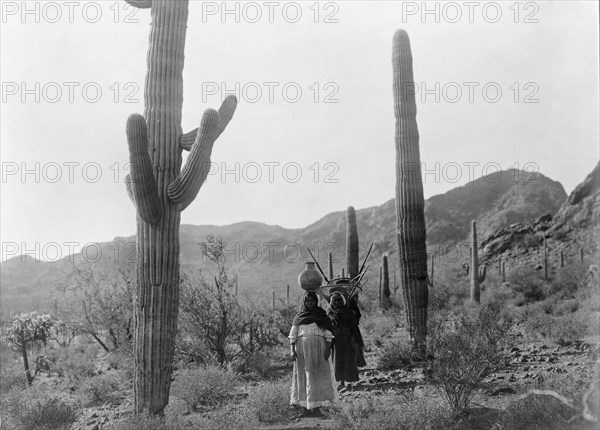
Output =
[
  {"x1": 168, "y1": 97, "x2": 237, "y2": 208},
  {"x1": 180, "y1": 95, "x2": 238, "y2": 151},
  {"x1": 167, "y1": 109, "x2": 219, "y2": 206},
  {"x1": 126, "y1": 114, "x2": 162, "y2": 224}
]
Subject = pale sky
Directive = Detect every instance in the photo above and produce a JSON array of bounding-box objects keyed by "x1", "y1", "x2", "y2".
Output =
[{"x1": 1, "y1": 1, "x2": 598, "y2": 262}]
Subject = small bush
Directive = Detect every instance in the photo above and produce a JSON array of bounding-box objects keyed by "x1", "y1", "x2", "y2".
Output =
[
  {"x1": 362, "y1": 314, "x2": 397, "y2": 344},
  {"x1": 247, "y1": 380, "x2": 292, "y2": 423},
  {"x1": 49, "y1": 343, "x2": 98, "y2": 386},
  {"x1": 105, "y1": 413, "x2": 192, "y2": 430},
  {"x1": 426, "y1": 304, "x2": 510, "y2": 416},
  {"x1": 80, "y1": 371, "x2": 124, "y2": 405},
  {"x1": 171, "y1": 365, "x2": 237, "y2": 412},
  {"x1": 230, "y1": 350, "x2": 272, "y2": 377},
  {"x1": 0, "y1": 369, "x2": 27, "y2": 394},
  {"x1": 378, "y1": 338, "x2": 415, "y2": 370},
  {"x1": 497, "y1": 394, "x2": 577, "y2": 430},
  {"x1": 5, "y1": 387, "x2": 78, "y2": 430},
  {"x1": 334, "y1": 396, "x2": 452, "y2": 430}
]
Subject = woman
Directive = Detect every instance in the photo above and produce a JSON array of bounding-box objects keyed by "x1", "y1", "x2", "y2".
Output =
[
  {"x1": 327, "y1": 292, "x2": 364, "y2": 387},
  {"x1": 289, "y1": 291, "x2": 338, "y2": 416}
]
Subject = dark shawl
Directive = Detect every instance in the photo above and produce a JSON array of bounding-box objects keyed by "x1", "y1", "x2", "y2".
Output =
[
  {"x1": 292, "y1": 291, "x2": 333, "y2": 332},
  {"x1": 327, "y1": 294, "x2": 364, "y2": 346}
]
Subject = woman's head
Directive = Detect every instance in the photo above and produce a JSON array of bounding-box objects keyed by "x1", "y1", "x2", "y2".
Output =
[
  {"x1": 303, "y1": 291, "x2": 319, "y2": 311},
  {"x1": 331, "y1": 292, "x2": 346, "y2": 308}
]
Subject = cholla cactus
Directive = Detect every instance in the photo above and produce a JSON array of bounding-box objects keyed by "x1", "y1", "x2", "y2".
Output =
[
  {"x1": 7, "y1": 313, "x2": 54, "y2": 385},
  {"x1": 122, "y1": 0, "x2": 237, "y2": 415},
  {"x1": 393, "y1": 30, "x2": 429, "y2": 351}
]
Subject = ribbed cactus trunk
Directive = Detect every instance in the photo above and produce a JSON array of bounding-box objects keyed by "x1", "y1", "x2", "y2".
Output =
[
  {"x1": 328, "y1": 252, "x2": 334, "y2": 279},
  {"x1": 382, "y1": 254, "x2": 391, "y2": 309},
  {"x1": 393, "y1": 30, "x2": 429, "y2": 351},
  {"x1": 346, "y1": 206, "x2": 360, "y2": 279},
  {"x1": 123, "y1": 0, "x2": 236, "y2": 415},
  {"x1": 470, "y1": 220, "x2": 486, "y2": 303},
  {"x1": 543, "y1": 236, "x2": 548, "y2": 281}
]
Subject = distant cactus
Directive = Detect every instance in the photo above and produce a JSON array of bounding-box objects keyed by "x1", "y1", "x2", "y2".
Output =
[
  {"x1": 382, "y1": 254, "x2": 391, "y2": 309},
  {"x1": 429, "y1": 254, "x2": 434, "y2": 287},
  {"x1": 560, "y1": 250, "x2": 564, "y2": 268},
  {"x1": 346, "y1": 206, "x2": 359, "y2": 279},
  {"x1": 470, "y1": 221, "x2": 486, "y2": 303},
  {"x1": 379, "y1": 265, "x2": 383, "y2": 309},
  {"x1": 502, "y1": 262, "x2": 506, "y2": 282},
  {"x1": 393, "y1": 30, "x2": 429, "y2": 350},
  {"x1": 543, "y1": 236, "x2": 548, "y2": 281}
]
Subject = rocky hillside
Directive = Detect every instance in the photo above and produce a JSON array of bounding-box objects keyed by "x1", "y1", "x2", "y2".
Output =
[
  {"x1": 481, "y1": 163, "x2": 599, "y2": 274},
  {"x1": 0, "y1": 169, "x2": 569, "y2": 316}
]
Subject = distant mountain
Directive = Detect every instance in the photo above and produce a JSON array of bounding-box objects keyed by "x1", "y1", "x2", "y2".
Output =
[{"x1": 0, "y1": 169, "x2": 568, "y2": 316}]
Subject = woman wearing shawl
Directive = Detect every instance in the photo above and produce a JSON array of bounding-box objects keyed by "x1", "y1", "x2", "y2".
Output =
[
  {"x1": 327, "y1": 292, "x2": 363, "y2": 387},
  {"x1": 289, "y1": 291, "x2": 338, "y2": 416}
]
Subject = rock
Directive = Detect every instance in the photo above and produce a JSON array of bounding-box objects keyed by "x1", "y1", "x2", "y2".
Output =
[{"x1": 489, "y1": 386, "x2": 517, "y2": 396}]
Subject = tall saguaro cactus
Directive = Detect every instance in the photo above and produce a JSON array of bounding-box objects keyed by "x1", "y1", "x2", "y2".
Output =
[
  {"x1": 382, "y1": 254, "x2": 391, "y2": 309},
  {"x1": 122, "y1": 0, "x2": 237, "y2": 415},
  {"x1": 470, "y1": 220, "x2": 487, "y2": 303},
  {"x1": 346, "y1": 206, "x2": 359, "y2": 279},
  {"x1": 393, "y1": 30, "x2": 429, "y2": 350}
]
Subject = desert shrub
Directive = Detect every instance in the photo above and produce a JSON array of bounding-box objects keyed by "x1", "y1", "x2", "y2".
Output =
[
  {"x1": 509, "y1": 267, "x2": 547, "y2": 303},
  {"x1": 497, "y1": 394, "x2": 578, "y2": 429},
  {"x1": 105, "y1": 414, "x2": 193, "y2": 430},
  {"x1": 548, "y1": 313, "x2": 589, "y2": 346},
  {"x1": 4, "y1": 387, "x2": 78, "y2": 430},
  {"x1": 362, "y1": 314, "x2": 397, "y2": 343},
  {"x1": 80, "y1": 371, "x2": 124, "y2": 405},
  {"x1": 177, "y1": 238, "x2": 284, "y2": 367},
  {"x1": 230, "y1": 349, "x2": 273, "y2": 378},
  {"x1": 378, "y1": 337, "x2": 415, "y2": 370},
  {"x1": 170, "y1": 365, "x2": 237, "y2": 412},
  {"x1": 1, "y1": 369, "x2": 26, "y2": 394},
  {"x1": 426, "y1": 304, "x2": 510, "y2": 416},
  {"x1": 247, "y1": 380, "x2": 292, "y2": 423},
  {"x1": 522, "y1": 306, "x2": 589, "y2": 346},
  {"x1": 50, "y1": 343, "x2": 98, "y2": 386},
  {"x1": 334, "y1": 396, "x2": 452, "y2": 430}
]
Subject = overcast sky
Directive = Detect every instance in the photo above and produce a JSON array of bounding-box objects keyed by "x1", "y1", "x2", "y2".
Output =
[{"x1": 1, "y1": 1, "x2": 598, "y2": 262}]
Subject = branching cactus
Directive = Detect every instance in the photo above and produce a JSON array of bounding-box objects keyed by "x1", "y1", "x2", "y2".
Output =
[
  {"x1": 393, "y1": 30, "x2": 429, "y2": 351},
  {"x1": 346, "y1": 206, "x2": 359, "y2": 279},
  {"x1": 470, "y1": 220, "x2": 487, "y2": 303},
  {"x1": 122, "y1": 0, "x2": 237, "y2": 415}
]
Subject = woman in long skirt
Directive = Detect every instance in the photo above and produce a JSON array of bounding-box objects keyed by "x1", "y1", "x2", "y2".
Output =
[{"x1": 289, "y1": 291, "x2": 338, "y2": 416}]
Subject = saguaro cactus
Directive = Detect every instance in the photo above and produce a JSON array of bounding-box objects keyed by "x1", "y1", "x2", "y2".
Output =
[
  {"x1": 328, "y1": 252, "x2": 334, "y2": 279},
  {"x1": 382, "y1": 254, "x2": 391, "y2": 309},
  {"x1": 470, "y1": 221, "x2": 487, "y2": 303},
  {"x1": 543, "y1": 235, "x2": 548, "y2": 281},
  {"x1": 346, "y1": 206, "x2": 359, "y2": 279},
  {"x1": 122, "y1": 0, "x2": 237, "y2": 415},
  {"x1": 393, "y1": 30, "x2": 429, "y2": 350}
]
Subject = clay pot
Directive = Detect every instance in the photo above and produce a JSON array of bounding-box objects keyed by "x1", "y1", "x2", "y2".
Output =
[{"x1": 298, "y1": 262, "x2": 322, "y2": 291}]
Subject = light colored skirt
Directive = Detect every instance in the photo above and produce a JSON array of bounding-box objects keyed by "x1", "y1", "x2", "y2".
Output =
[{"x1": 290, "y1": 334, "x2": 338, "y2": 409}]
